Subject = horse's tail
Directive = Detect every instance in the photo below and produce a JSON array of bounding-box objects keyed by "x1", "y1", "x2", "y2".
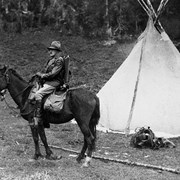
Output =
[
  {"x1": 93, "y1": 95, "x2": 100, "y2": 126},
  {"x1": 90, "y1": 95, "x2": 100, "y2": 150}
]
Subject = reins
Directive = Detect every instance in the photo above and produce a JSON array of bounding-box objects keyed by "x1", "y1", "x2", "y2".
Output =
[
  {"x1": 3, "y1": 68, "x2": 30, "y2": 98},
  {"x1": 1, "y1": 89, "x2": 34, "y2": 116},
  {"x1": 0, "y1": 89, "x2": 19, "y2": 115},
  {"x1": 13, "y1": 85, "x2": 30, "y2": 99},
  {"x1": 3, "y1": 96, "x2": 20, "y2": 115},
  {"x1": 0, "y1": 68, "x2": 20, "y2": 114}
]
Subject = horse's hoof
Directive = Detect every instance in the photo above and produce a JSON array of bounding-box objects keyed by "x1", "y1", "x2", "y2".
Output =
[
  {"x1": 46, "y1": 154, "x2": 62, "y2": 160},
  {"x1": 30, "y1": 153, "x2": 44, "y2": 161},
  {"x1": 81, "y1": 162, "x2": 90, "y2": 168},
  {"x1": 76, "y1": 159, "x2": 81, "y2": 163},
  {"x1": 81, "y1": 156, "x2": 91, "y2": 168},
  {"x1": 28, "y1": 158, "x2": 36, "y2": 162},
  {"x1": 56, "y1": 155, "x2": 62, "y2": 160},
  {"x1": 76, "y1": 155, "x2": 85, "y2": 163},
  {"x1": 76, "y1": 157, "x2": 83, "y2": 163}
]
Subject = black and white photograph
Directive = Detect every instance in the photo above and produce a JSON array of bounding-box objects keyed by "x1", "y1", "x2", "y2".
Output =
[{"x1": 0, "y1": 0, "x2": 179, "y2": 179}]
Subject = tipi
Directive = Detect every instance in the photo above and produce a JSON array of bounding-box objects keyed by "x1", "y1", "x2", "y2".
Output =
[{"x1": 97, "y1": 0, "x2": 180, "y2": 137}]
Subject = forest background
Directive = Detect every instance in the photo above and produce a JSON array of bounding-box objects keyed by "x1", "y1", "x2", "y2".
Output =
[{"x1": 0, "y1": 0, "x2": 180, "y2": 41}]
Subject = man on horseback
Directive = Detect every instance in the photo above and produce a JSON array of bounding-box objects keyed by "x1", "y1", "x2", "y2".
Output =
[{"x1": 34, "y1": 41, "x2": 68, "y2": 125}]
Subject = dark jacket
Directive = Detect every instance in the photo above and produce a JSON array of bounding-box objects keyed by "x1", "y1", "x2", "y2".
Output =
[{"x1": 43, "y1": 56, "x2": 65, "y2": 87}]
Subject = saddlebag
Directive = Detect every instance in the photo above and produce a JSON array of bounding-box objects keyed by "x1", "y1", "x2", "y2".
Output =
[{"x1": 44, "y1": 91, "x2": 66, "y2": 113}]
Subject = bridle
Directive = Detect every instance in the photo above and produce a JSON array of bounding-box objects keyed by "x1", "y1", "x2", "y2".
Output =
[
  {"x1": 0, "y1": 67, "x2": 10, "y2": 100},
  {"x1": 0, "y1": 66, "x2": 10, "y2": 83},
  {"x1": 0, "y1": 67, "x2": 30, "y2": 98},
  {"x1": 0, "y1": 89, "x2": 20, "y2": 115},
  {"x1": 0, "y1": 67, "x2": 32, "y2": 115},
  {"x1": 0, "y1": 68, "x2": 19, "y2": 114}
]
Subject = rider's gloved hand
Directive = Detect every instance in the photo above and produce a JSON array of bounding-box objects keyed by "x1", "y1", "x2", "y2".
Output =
[
  {"x1": 60, "y1": 83, "x2": 69, "y2": 91},
  {"x1": 63, "y1": 83, "x2": 69, "y2": 89}
]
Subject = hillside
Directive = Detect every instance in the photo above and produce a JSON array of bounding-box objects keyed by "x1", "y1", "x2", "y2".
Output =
[{"x1": 0, "y1": 29, "x2": 134, "y2": 93}]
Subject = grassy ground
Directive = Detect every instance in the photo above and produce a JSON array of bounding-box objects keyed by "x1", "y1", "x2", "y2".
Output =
[{"x1": 0, "y1": 29, "x2": 180, "y2": 180}]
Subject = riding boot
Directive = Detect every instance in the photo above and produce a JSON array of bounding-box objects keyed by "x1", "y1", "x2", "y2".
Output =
[
  {"x1": 34, "y1": 100, "x2": 43, "y2": 126},
  {"x1": 34, "y1": 100, "x2": 50, "y2": 128}
]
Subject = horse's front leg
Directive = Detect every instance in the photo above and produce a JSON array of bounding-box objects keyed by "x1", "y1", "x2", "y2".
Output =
[
  {"x1": 38, "y1": 124, "x2": 60, "y2": 160},
  {"x1": 29, "y1": 122, "x2": 43, "y2": 160}
]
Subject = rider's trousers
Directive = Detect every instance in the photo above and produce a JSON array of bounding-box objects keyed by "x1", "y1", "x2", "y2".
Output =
[{"x1": 34, "y1": 84, "x2": 56, "y2": 101}]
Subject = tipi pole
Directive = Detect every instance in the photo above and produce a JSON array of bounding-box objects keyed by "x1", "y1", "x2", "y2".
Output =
[
  {"x1": 137, "y1": 0, "x2": 151, "y2": 17},
  {"x1": 156, "y1": 0, "x2": 169, "y2": 18},
  {"x1": 125, "y1": 0, "x2": 170, "y2": 135},
  {"x1": 125, "y1": 35, "x2": 147, "y2": 136},
  {"x1": 146, "y1": 0, "x2": 167, "y2": 33},
  {"x1": 138, "y1": 0, "x2": 168, "y2": 33}
]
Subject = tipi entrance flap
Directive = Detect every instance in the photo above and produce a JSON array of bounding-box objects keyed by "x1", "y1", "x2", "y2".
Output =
[{"x1": 97, "y1": 0, "x2": 180, "y2": 137}]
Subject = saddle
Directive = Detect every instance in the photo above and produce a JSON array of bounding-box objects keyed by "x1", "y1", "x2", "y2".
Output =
[
  {"x1": 130, "y1": 127, "x2": 176, "y2": 149},
  {"x1": 130, "y1": 127, "x2": 155, "y2": 149},
  {"x1": 28, "y1": 84, "x2": 67, "y2": 113}
]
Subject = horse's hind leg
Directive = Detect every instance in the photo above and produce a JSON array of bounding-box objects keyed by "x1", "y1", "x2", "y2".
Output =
[
  {"x1": 89, "y1": 121, "x2": 97, "y2": 151},
  {"x1": 77, "y1": 122, "x2": 95, "y2": 167},
  {"x1": 82, "y1": 117, "x2": 98, "y2": 167},
  {"x1": 82, "y1": 124, "x2": 97, "y2": 167},
  {"x1": 76, "y1": 137, "x2": 87, "y2": 163},
  {"x1": 29, "y1": 124, "x2": 43, "y2": 160}
]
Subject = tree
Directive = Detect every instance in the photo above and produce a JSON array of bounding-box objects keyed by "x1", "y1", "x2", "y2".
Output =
[{"x1": 0, "y1": 0, "x2": 179, "y2": 39}]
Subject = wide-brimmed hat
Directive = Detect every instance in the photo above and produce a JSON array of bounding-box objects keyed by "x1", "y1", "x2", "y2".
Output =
[{"x1": 47, "y1": 41, "x2": 62, "y2": 51}]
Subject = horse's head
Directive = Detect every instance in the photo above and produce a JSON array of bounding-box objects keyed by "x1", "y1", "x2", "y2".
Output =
[
  {"x1": 0, "y1": 65, "x2": 30, "y2": 106},
  {"x1": 0, "y1": 65, "x2": 9, "y2": 91}
]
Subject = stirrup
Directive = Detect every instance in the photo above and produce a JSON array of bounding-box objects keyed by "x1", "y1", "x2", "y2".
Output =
[{"x1": 34, "y1": 116, "x2": 42, "y2": 126}]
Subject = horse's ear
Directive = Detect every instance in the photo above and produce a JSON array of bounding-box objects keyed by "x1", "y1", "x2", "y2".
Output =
[
  {"x1": 3, "y1": 65, "x2": 9, "y2": 71},
  {"x1": 0, "y1": 64, "x2": 9, "y2": 73},
  {"x1": 0, "y1": 64, "x2": 5, "y2": 69},
  {"x1": 4, "y1": 64, "x2": 9, "y2": 69}
]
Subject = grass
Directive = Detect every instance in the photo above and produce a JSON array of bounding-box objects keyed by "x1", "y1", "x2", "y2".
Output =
[{"x1": 0, "y1": 29, "x2": 180, "y2": 179}]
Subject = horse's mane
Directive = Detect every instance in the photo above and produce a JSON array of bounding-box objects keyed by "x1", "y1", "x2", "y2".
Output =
[{"x1": 9, "y1": 68, "x2": 27, "y2": 83}]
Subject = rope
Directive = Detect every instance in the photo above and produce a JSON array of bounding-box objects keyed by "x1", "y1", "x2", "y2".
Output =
[
  {"x1": 47, "y1": 144, "x2": 180, "y2": 174},
  {"x1": 4, "y1": 98, "x2": 20, "y2": 115}
]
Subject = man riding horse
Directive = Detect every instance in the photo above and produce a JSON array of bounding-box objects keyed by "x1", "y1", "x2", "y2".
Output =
[
  {"x1": 34, "y1": 41, "x2": 69, "y2": 126},
  {"x1": 0, "y1": 58, "x2": 99, "y2": 167}
]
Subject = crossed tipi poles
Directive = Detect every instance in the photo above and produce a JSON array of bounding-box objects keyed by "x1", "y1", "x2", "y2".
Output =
[
  {"x1": 125, "y1": 0, "x2": 170, "y2": 135},
  {"x1": 138, "y1": 0, "x2": 169, "y2": 32}
]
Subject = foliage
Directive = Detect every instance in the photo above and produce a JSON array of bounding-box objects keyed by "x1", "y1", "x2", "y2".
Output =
[{"x1": 0, "y1": 0, "x2": 180, "y2": 38}]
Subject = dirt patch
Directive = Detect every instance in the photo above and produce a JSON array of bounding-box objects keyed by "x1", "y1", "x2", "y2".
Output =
[{"x1": 0, "y1": 30, "x2": 179, "y2": 179}]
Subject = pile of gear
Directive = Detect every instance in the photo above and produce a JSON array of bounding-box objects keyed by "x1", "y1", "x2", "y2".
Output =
[{"x1": 130, "y1": 127, "x2": 176, "y2": 150}]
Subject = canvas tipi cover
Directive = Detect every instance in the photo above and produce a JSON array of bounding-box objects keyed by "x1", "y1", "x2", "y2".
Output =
[{"x1": 97, "y1": 19, "x2": 180, "y2": 137}]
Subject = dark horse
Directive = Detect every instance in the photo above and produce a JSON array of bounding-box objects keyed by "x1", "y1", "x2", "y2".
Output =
[{"x1": 0, "y1": 65, "x2": 100, "y2": 167}]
